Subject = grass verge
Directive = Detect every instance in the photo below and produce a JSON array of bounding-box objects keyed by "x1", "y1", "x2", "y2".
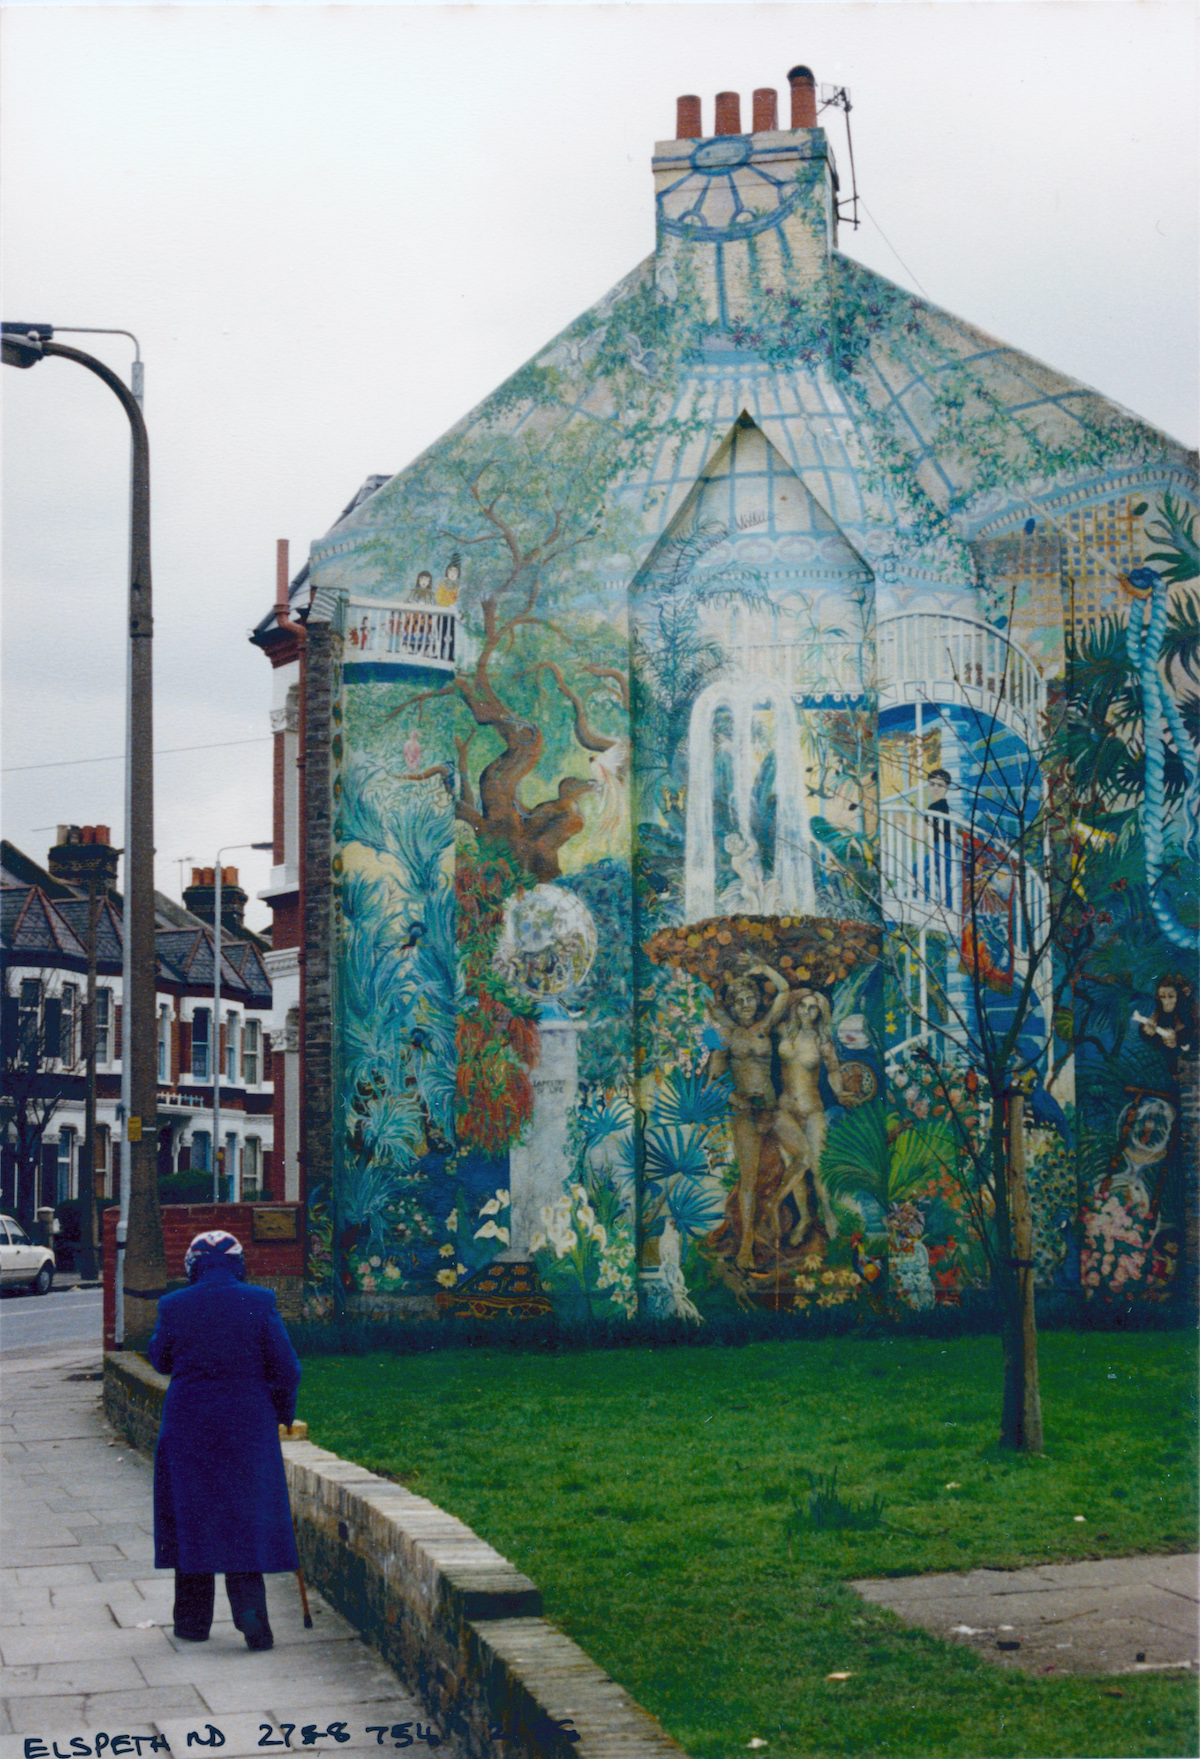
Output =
[{"x1": 299, "y1": 1329, "x2": 1198, "y2": 1759}]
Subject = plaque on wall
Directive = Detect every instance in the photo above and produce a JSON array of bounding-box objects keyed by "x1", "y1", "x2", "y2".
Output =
[{"x1": 252, "y1": 1207, "x2": 299, "y2": 1242}]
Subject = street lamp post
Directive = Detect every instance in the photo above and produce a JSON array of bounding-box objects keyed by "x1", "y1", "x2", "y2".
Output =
[
  {"x1": 212, "y1": 843, "x2": 271, "y2": 1203},
  {"x1": 3, "y1": 322, "x2": 166, "y2": 1348}
]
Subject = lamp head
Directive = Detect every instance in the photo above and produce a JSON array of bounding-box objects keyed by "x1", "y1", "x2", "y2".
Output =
[{"x1": 1, "y1": 323, "x2": 52, "y2": 368}]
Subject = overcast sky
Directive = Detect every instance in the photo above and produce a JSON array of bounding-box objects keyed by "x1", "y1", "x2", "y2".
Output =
[{"x1": 2, "y1": 1, "x2": 1196, "y2": 933}]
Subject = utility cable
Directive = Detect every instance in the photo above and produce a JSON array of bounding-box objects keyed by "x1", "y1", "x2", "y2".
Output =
[{"x1": 3, "y1": 735, "x2": 271, "y2": 774}]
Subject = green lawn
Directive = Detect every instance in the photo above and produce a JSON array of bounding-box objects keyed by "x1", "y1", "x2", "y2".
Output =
[{"x1": 299, "y1": 1330, "x2": 1198, "y2": 1759}]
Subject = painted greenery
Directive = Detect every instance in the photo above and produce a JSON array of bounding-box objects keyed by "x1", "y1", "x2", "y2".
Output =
[{"x1": 307, "y1": 130, "x2": 1196, "y2": 1325}]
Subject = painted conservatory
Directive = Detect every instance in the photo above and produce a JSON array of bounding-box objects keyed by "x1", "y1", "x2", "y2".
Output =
[{"x1": 260, "y1": 68, "x2": 1198, "y2": 1323}]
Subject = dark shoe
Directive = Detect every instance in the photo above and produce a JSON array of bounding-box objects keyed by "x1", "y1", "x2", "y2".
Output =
[
  {"x1": 239, "y1": 1610, "x2": 274, "y2": 1652},
  {"x1": 174, "y1": 1628, "x2": 210, "y2": 1643}
]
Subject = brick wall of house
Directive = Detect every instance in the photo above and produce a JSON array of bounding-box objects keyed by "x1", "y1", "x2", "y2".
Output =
[
  {"x1": 103, "y1": 1201, "x2": 305, "y2": 1347},
  {"x1": 304, "y1": 623, "x2": 336, "y2": 1206}
]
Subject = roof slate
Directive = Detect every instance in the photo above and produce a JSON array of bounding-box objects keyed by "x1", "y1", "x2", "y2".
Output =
[{"x1": 3, "y1": 884, "x2": 272, "y2": 1005}]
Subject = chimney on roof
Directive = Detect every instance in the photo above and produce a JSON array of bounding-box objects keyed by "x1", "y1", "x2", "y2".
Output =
[
  {"x1": 752, "y1": 87, "x2": 779, "y2": 133},
  {"x1": 788, "y1": 64, "x2": 818, "y2": 129},
  {"x1": 47, "y1": 828, "x2": 119, "y2": 893},
  {"x1": 714, "y1": 91, "x2": 741, "y2": 136},
  {"x1": 676, "y1": 94, "x2": 702, "y2": 139},
  {"x1": 656, "y1": 63, "x2": 837, "y2": 329},
  {"x1": 183, "y1": 864, "x2": 247, "y2": 937}
]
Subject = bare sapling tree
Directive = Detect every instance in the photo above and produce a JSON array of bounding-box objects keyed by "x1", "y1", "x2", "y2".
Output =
[
  {"x1": 875, "y1": 596, "x2": 1108, "y2": 1453},
  {"x1": 2, "y1": 969, "x2": 84, "y2": 1226}
]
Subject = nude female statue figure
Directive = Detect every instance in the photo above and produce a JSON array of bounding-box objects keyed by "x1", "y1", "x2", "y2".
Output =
[
  {"x1": 706, "y1": 957, "x2": 793, "y2": 1271},
  {"x1": 772, "y1": 987, "x2": 842, "y2": 1245}
]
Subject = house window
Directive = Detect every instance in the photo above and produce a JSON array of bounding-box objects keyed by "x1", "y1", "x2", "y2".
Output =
[
  {"x1": 224, "y1": 1132, "x2": 237, "y2": 1198},
  {"x1": 192, "y1": 1009, "x2": 210, "y2": 1081},
  {"x1": 60, "y1": 985, "x2": 78, "y2": 1063},
  {"x1": 191, "y1": 1129, "x2": 210, "y2": 1173},
  {"x1": 95, "y1": 988, "x2": 112, "y2": 1062},
  {"x1": 95, "y1": 1124, "x2": 111, "y2": 1199},
  {"x1": 225, "y1": 1013, "x2": 238, "y2": 1084},
  {"x1": 242, "y1": 1019, "x2": 260, "y2": 1086},
  {"x1": 157, "y1": 1004, "x2": 170, "y2": 1082},
  {"x1": 242, "y1": 1136, "x2": 261, "y2": 1201},
  {"x1": 18, "y1": 978, "x2": 40, "y2": 1063},
  {"x1": 56, "y1": 1129, "x2": 75, "y2": 1204}
]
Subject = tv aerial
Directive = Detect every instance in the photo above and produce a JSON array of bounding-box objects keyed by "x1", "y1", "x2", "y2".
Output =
[{"x1": 819, "y1": 84, "x2": 861, "y2": 230}]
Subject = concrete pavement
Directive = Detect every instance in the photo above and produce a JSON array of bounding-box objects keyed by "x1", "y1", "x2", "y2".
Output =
[
  {"x1": 1, "y1": 1346, "x2": 457, "y2": 1758},
  {"x1": 852, "y1": 1554, "x2": 1200, "y2": 1676}
]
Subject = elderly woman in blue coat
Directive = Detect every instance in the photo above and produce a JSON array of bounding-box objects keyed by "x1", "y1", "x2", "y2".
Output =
[{"x1": 149, "y1": 1230, "x2": 302, "y2": 1651}]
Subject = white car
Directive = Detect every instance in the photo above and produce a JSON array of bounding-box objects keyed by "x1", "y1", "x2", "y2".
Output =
[{"x1": 0, "y1": 1214, "x2": 56, "y2": 1295}]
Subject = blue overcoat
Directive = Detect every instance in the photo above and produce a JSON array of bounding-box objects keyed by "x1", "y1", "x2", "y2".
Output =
[{"x1": 148, "y1": 1260, "x2": 302, "y2": 1574}]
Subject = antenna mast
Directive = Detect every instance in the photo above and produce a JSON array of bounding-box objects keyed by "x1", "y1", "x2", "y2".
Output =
[{"x1": 819, "y1": 85, "x2": 860, "y2": 230}]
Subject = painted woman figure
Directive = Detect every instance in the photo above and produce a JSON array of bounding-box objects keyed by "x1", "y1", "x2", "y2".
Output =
[
  {"x1": 772, "y1": 987, "x2": 842, "y2": 1246},
  {"x1": 436, "y1": 554, "x2": 462, "y2": 607},
  {"x1": 706, "y1": 958, "x2": 792, "y2": 1271}
]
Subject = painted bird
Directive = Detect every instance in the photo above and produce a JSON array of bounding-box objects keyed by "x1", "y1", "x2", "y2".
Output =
[
  {"x1": 398, "y1": 922, "x2": 425, "y2": 952},
  {"x1": 1119, "y1": 566, "x2": 1161, "y2": 601}
]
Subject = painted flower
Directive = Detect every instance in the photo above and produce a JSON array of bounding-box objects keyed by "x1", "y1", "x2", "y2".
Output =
[
  {"x1": 435, "y1": 1269, "x2": 458, "y2": 1288},
  {"x1": 439, "y1": 1243, "x2": 455, "y2": 1258},
  {"x1": 474, "y1": 1220, "x2": 511, "y2": 1244},
  {"x1": 445, "y1": 1209, "x2": 458, "y2": 1233}
]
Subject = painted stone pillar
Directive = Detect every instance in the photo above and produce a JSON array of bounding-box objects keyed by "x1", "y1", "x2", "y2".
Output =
[
  {"x1": 502, "y1": 1008, "x2": 583, "y2": 1261},
  {"x1": 492, "y1": 885, "x2": 598, "y2": 1265}
]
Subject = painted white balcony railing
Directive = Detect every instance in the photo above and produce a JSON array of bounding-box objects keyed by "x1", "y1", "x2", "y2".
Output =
[
  {"x1": 343, "y1": 599, "x2": 457, "y2": 671},
  {"x1": 878, "y1": 612, "x2": 1044, "y2": 747},
  {"x1": 880, "y1": 802, "x2": 1053, "y2": 1022}
]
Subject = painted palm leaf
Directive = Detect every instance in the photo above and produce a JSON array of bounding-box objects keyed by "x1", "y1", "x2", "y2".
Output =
[
  {"x1": 652, "y1": 1068, "x2": 730, "y2": 1130},
  {"x1": 665, "y1": 1172, "x2": 727, "y2": 1237},
  {"x1": 643, "y1": 1122, "x2": 710, "y2": 1190}
]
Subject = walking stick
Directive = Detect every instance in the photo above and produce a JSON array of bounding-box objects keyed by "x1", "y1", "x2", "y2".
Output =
[
  {"x1": 280, "y1": 1422, "x2": 314, "y2": 1629},
  {"x1": 296, "y1": 1562, "x2": 313, "y2": 1629}
]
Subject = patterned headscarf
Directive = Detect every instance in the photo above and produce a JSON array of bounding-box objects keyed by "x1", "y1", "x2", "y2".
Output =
[{"x1": 184, "y1": 1229, "x2": 246, "y2": 1283}]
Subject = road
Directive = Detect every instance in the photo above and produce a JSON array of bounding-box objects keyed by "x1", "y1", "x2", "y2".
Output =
[{"x1": 0, "y1": 1283, "x2": 103, "y2": 1357}]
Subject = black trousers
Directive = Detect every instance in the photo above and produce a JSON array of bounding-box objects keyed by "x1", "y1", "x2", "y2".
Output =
[{"x1": 174, "y1": 1570, "x2": 268, "y2": 1640}]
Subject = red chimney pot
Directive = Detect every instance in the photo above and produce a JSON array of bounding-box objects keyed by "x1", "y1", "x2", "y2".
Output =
[
  {"x1": 714, "y1": 91, "x2": 742, "y2": 136},
  {"x1": 676, "y1": 94, "x2": 702, "y2": 139},
  {"x1": 752, "y1": 87, "x2": 778, "y2": 132},
  {"x1": 788, "y1": 64, "x2": 817, "y2": 129}
]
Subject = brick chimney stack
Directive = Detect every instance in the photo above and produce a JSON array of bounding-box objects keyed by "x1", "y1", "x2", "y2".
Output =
[
  {"x1": 183, "y1": 865, "x2": 248, "y2": 937},
  {"x1": 47, "y1": 825, "x2": 120, "y2": 893},
  {"x1": 656, "y1": 63, "x2": 838, "y2": 329}
]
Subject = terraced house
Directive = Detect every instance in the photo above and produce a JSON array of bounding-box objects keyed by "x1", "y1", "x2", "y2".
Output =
[
  {"x1": 255, "y1": 69, "x2": 1198, "y2": 1324},
  {"x1": 1, "y1": 832, "x2": 275, "y2": 1238}
]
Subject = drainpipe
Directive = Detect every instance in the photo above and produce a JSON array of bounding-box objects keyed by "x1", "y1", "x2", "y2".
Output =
[{"x1": 274, "y1": 540, "x2": 307, "y2": 1206}]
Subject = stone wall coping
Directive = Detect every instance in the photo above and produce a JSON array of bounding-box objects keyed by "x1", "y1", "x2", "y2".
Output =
[{"x1": 103, "y1": 1349, "x2": 687, "y2": 1758}]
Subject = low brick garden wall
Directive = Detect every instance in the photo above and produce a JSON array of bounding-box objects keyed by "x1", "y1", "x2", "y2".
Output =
[
  {"x1": 102, "y1": 1353, "x2": 685, "y2": 1759},
  {"x1": 102, "y1": 1203, "x2": 305, "y2": 1347}
]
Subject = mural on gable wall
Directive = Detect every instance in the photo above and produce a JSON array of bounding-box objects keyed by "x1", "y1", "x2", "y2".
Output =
[{"x1": 301, "y1": 102, "x2": 1198, "y2": 1323}]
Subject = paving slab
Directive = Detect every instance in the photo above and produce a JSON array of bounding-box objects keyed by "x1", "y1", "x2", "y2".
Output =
[
  {"x1": 0, "y1": 1351, "x2": 461, "y2": 1756},
  {"x1": 852, "y1": 1552, "x2": 1200, "y2": 1675}
]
